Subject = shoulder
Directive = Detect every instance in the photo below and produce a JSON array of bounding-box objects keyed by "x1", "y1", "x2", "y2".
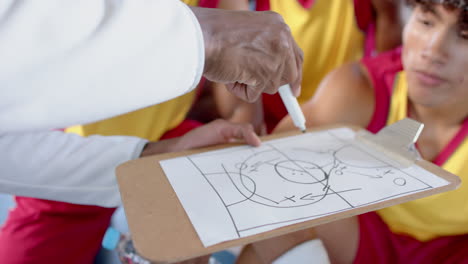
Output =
[
  {"x1": 274, "y1": 61, "x2": 375, "y2": 133},
  {"x1": 301, "y1": 61, "x2": 375, "y2": 128},
  {"x1": 362, "y1": 47, "x2": 403, "y2": 93}
]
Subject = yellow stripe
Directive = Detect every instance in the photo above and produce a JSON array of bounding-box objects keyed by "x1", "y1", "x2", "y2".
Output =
[
  {"x1": 66, "y1": 91, "x2": 196, "y2": 141},
  {"x1": 377, "y1": 72, "x2": 468, "y2": 241},
  {"x1": 181, "y1": 0, "x2": 200, "y2": 6}
]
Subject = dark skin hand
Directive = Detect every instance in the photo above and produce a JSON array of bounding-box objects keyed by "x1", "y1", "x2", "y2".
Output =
[{"x1": 190, "y1": 7, "x2": 304, "y2": 103}]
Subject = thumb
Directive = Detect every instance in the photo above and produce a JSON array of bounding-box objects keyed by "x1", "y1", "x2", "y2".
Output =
[{"x1": 226, "y1": 83, "x2": 262, "y2": 103}]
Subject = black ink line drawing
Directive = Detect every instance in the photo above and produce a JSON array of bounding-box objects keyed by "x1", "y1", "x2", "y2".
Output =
[{"x1": 185, "y1": 131, "x2": 435, "y2": 238}]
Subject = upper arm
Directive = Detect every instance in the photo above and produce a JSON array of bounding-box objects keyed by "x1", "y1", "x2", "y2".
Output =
[{"x1": 274, "y1": 62, "x2": 375, "y2": 132}]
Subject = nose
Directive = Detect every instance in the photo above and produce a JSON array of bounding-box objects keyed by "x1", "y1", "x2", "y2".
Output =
[{"x1": 421, "y1": 29, "x2": 450, "y2": 65}]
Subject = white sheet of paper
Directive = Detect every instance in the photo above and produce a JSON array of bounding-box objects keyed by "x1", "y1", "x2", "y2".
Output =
[{"x1": 160, "y1": 128, "x2": 449, "y2": 247}]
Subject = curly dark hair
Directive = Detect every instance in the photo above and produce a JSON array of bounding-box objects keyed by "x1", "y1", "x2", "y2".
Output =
[
  {"x1": 406, "y1": 0, "x2": 467, "y2": 31},
  {"x1": 407, "y1": 0, "x2": 467, "y2": 10}
]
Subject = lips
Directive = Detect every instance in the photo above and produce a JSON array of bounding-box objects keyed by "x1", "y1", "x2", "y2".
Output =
[{"x1": 413, "y1": 70, "x2": 448, "y2": 87}]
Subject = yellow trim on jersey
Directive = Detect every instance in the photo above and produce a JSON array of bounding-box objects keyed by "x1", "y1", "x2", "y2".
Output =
[
  {"x1": 377, "y1": 72, "x2": 468, "y2": 241},
  {"x1": 66, "y1": 92, "x2": 195, "y2": 141},
  {"x1": 270, "y1": 0, "x2": 365, "y2": 104},
  {"x1": 181, "y1": 0, "x2": 200, "y2": 6}
]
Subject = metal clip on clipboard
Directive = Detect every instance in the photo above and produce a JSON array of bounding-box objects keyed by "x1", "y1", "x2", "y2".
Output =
[{"x1": 355, "y1": 118, "x2": 424, "y2": 168}]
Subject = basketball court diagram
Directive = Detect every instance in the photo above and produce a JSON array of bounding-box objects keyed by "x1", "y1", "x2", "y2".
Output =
[{"x1": 160, "y1": 128, "x2": 448, "y2": 245}]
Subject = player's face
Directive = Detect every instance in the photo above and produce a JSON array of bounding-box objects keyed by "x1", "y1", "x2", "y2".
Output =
[{"x1": 402, "y1": 4, "x2": 468, "y2": 108}]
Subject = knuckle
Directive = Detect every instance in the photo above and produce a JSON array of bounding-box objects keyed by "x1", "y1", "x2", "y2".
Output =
[
  {"x1": 278, "y1": 38, "x2": 290, "y2": 51},
  {"x1": 279, "y1": 23, "x2": 292, "y2": 37},
  {"x1": 297, "y1": 46, "x2": 304, "y2": 61},
  {"x1": 281, "y1": 22, "x2": 291, "y2": 34},
  {"x1": 273, "y1": 39, "x2": 290, "y2": 56}
]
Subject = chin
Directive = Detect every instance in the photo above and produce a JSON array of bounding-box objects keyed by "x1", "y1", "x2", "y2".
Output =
[
  {"x1": 407, "y1": 81, "x2": 445, "y2": 107},
  {"x1": 407, "y1": 87, "x2": 446, "y2": 108}
]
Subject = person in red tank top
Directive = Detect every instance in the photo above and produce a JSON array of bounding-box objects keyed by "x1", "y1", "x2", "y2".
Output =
[
  {"x1": 237, "y1": 1, "x2": 468, "y2": 263},
  {"x1": 205, "y1": 0, "x2": 406, "y2": 141}
]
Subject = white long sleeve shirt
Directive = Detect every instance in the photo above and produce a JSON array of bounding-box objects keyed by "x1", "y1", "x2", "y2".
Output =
[
  {"x1": 0, "y1": 130, "x2": 148, "y2": 207},
  {"x1": 0, "y1": 0, "x2": 205, "y2": 206},
  {"x1": 0, "y1": 0, "x2": 204, "y2": 132}
]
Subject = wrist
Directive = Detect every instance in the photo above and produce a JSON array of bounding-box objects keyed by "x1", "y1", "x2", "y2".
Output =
[
  {"x1": 188, "y1": 6, "x2": 218, "y2": 76},
  {"x1": 139, "y1": 137, "x2": 182, "y2": 158}
]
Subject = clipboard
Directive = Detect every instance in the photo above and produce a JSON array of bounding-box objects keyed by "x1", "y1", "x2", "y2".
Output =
[{"x1": 115, "y1": 120, "x2": 460, "y2": 263}]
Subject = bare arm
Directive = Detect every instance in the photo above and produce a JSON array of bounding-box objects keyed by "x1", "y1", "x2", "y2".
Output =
[{"x1": 274, "y1": 62, "x2": 375, "y2": 133}]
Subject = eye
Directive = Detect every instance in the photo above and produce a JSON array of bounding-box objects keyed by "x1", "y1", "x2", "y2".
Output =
[
  {"x1": 418, "y1": 17, "x2": 434, "y2": 27},
  {"x1": 415, "y1": 5, "x2": 436, "y2": 28}
]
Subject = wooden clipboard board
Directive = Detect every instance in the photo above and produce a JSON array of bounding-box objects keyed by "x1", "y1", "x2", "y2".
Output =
[{"x1": 115, "y1": 125, "x2": 460, "y2": 263}]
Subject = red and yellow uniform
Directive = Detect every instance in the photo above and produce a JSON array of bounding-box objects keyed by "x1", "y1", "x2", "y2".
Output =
[
  {"x1": 354, "y1": 48, "x2": 468, "y2": 263},
  {"x1": 182, "y1": 0, "x2": 219, "y2": 8},
  {"x1": 66, "y1": 91, "x2": 196, "y2": 141},
  {"x1": 377, "y1": 73, "x2": 468, "y2": 241}
]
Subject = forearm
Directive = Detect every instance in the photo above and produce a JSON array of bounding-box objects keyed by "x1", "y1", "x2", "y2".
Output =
[
  {"x1": 275, "y1": 62, "x2": 375, "y2": 133},
  {"x1": 140, "y1": 137, "x2": 181, "y2": 157},
  {"x1": 0, "y1": 0, "x2": 204, "y2": 132},
  {"x1": 213, "y1": 83, "x2": 264, "y2": 133},
  {"x1": 0, "y1": 130, "x2": 147, "y2": 207},
  {"x1": 274, "y1": 115, "x2": 297, "y2": 133}
]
